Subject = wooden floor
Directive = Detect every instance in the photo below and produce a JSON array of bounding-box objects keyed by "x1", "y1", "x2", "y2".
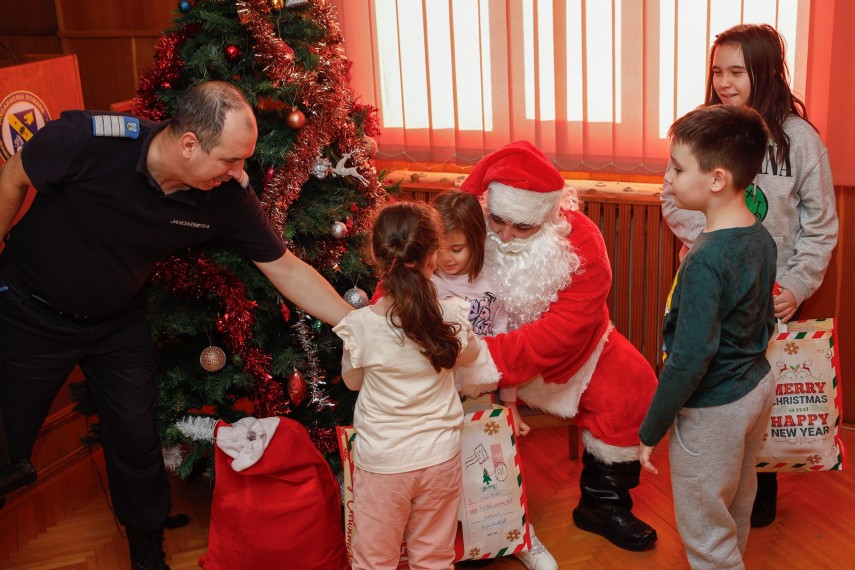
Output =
[{"x1": 2, "y1": 424, "x2": 854, "y2": 569}]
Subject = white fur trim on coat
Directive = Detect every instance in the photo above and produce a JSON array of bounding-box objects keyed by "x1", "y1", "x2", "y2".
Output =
[
  {"x1": 488, "y1": 181, "x2": 565, "y2": 226},
  {"x1": 582, "y1": 429, "x2": 641, "y2": 465},
  {"x1": 514, "y1": 323, "x2": 614, "y2": 418},
  {"x1": 456, "y1": 337, "x2": 501, "y2": 397}
]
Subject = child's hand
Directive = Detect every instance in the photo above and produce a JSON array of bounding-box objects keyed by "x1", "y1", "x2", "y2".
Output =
[
  {"x1": 506, "y1": 402, "x2": 531, "y2": 437},
  {"x1": 773, "y1": 288, "x2": 798, "y2": 322},
  {"x1": 639, "y1": 443, "x2": 658, "y2": 475}
]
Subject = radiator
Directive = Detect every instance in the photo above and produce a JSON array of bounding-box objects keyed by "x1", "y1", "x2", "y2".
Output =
[
  {"x1": 581, "y1": 187, "x2": 681, "y2": 372},
  {"x1": 391, "y1": 171, "x2": 681, "y2": 373}
]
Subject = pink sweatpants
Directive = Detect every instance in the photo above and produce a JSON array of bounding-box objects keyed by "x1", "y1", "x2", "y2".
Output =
[{"x1": 352, "y1": 454, "x2": 462, "y2": 570}]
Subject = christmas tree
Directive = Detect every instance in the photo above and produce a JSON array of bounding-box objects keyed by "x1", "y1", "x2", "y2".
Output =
[{"x1": 79, "y1": 0, "x2": 389, "y2": 477}]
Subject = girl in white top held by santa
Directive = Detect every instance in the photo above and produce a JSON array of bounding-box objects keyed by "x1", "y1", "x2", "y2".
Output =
[
  {"x1": 431, "y1": 189, "x2": 559, "y2": 570},
  {"x1": 333, "y1": 201, "x2": 482, "y2": 570}
]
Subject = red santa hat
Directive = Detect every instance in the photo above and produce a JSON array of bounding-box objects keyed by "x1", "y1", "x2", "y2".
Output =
[{"x1": 460, "y1": 140, "x2": 566, "y2": 226}]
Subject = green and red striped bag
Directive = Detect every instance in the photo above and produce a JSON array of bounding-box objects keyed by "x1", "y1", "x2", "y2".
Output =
[{"x1": 756, "y1": 318, "x2": 847, "y2": 472}]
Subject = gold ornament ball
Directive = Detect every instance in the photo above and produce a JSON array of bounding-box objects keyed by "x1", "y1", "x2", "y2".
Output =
[
  {"x1": 362, "y1": 136, "x2": 378, "y2": 158},
  {"x1": 200, "y1": 346, "x2": 227, "y2": 372},
  {"x1": 286, "y1": 109, "x2": 306, "y2": 130},
  {"x1": 270, "y1": 0, "x2": 284, "y2": 9}
]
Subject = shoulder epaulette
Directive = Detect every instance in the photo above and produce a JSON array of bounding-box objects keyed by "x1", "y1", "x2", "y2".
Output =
[{"x1": 91, "y1": 115, "x2": 141, "y2": 139}]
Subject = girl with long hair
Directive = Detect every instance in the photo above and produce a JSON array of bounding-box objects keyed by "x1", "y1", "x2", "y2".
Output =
[{"x1": 333, "y1": 201, "x2": 480, "y2": 569}]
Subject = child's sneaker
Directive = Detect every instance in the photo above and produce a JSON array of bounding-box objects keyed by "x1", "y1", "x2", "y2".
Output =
[{"x1": 515, "y1": 532, "x2": 558, "y2": 570}]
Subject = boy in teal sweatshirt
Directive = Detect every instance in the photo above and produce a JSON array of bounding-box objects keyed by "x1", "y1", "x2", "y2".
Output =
[{"x1": 639, "y1": 105, "x2": 777, "y2": 570}]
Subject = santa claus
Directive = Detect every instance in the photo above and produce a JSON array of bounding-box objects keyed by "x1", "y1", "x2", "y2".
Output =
[{"x1": 459, "y1": 140, "x2": 659, "y2": 552}]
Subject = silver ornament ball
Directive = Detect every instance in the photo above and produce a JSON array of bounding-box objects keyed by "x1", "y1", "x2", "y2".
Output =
[
  {"x1": 312, "y1": 156, "x2": 332, "y2": 179},
  {"x1": 331, "y1": 221, "x2": 348, "y2": 239},
  {"x1": 344, "y1": 287, "x2": 370, "y2": 309}
]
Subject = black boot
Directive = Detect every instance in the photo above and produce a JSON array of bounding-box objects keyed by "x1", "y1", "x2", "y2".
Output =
[
  {"x1": 127, "y1": 527, "x2": 171, "y2": 570},
  {"x1": 572, "y1": 450, "x2": 658, "y2": 551},
  {"x1": 750, "y1": 471, "x2": 778, "y2": 527}
]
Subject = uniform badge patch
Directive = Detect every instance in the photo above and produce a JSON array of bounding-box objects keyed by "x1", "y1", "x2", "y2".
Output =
[
  {"x1": 92, "y1": 115, "x2": 140, "y2": 139},
  {"x1": 0, "y1": 90, "x2": 51, "y2": 160}
]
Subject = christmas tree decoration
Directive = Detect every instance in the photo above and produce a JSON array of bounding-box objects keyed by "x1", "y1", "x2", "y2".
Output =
[
  {"x1": 200, "y1": 346, "x2": 227, "y2": 372},
  {"x1": 286, "y1": 0, "x2": 309, "y2": 7},
  {"x1": 114, "y1": 0, "x2": 391, "y2": 478},
  {"x1": 344, "y1": 286, "x2": 369, "y2": 309},
  {"x1": 330, "y1": 221, "x2": 348, "y2": 239},
  {"x1": 178, "y1": 0, "x2": 193, "y2": 14},
  {"x1": 287, "y1": 369, "x2": 308, "y2": 406},
  {"x1": 286, "y1": 108, "x2": 306, "y2": 130},
  {"x1": 163, "y1": 445, "x2": 184, "y2": 473},
  {"x1": 224, "y1": 45, "x2": 241, "y2": 60},
  {"x1": 331, "y1": 152, "x2": 369, "y2": 185},
  {"x1": 175, "y1": 416, "x2": 218, "y2": 441},
  {"x1": 362, "y1": 135, "x2": 378, "y2": 158},
  {"x1": 311, "y1": 156, "x2": 332, "y2": 179}
]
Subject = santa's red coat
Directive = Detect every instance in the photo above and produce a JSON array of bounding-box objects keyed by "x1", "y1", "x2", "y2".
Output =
[{"x1": 486, "y1": 210, "x2": 658, "y2": 449}]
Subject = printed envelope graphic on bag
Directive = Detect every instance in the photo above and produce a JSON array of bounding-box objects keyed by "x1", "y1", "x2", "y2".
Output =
[{"x1": 455, "y1": 405, "x2": 530, "y2": 562}]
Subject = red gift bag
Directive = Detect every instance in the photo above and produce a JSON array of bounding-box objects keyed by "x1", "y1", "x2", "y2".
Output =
[{"x1": 201, "y1": 417, "x2": 349, "y2": 570}]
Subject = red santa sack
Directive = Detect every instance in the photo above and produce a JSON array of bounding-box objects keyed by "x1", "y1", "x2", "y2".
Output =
[{"x1": 200, "y1": 417, "x2": 348, "y2": 570}]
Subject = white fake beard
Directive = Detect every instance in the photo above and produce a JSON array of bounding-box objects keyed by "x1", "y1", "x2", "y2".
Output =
[{"x1": 485, "y1": 218, "x2": 580, "y2": 329}]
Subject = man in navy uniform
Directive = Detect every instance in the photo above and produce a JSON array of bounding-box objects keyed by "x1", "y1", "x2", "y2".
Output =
[{"x1": 0, "y1": 81, "x2": 353, "y2": 569}]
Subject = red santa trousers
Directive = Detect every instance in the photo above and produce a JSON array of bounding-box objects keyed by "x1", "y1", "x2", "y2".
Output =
[{"x1": 575, "y1": 331, "x2": 658, "y2": 448}]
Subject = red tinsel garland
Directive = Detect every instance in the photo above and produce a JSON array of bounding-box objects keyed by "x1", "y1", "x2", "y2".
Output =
[
  {"x1": 236, "y1": 0, "x2": 295, "y2": 87},
  {"x1": 243, "y1": 0, "x2": 385, "y2": 242},
  {"x1": 133, "y1": 25, "x2": 199, "y2": 121},
  {"x1": 149, "y1": 253, "x2": 286, "y2": 417}
]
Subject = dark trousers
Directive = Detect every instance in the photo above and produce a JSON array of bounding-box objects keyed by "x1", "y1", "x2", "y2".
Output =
[{"x1": 0, "y1": 276, "x2": 169, "y2": 531}]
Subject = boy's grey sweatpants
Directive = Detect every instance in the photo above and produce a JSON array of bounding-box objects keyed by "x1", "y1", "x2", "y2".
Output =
[{"x1": 669, "y1": 370, "x2": 775, "y2": 570}]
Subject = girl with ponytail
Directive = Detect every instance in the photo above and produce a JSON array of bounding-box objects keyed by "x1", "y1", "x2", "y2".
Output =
[{"x1": 333, "y1": 201, "x2": 480, "y2": 569}]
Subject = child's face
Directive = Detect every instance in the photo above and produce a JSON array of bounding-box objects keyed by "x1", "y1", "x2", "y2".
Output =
[
  {"x1": 665, "y1": 142, "x2": 712, "y2": 212},
  {"x1": 439, "y1": 229, "x2": 473, "y2": 276},
  {"x1": 712, "y1": 44, "x2": 751, "y2": 107}
]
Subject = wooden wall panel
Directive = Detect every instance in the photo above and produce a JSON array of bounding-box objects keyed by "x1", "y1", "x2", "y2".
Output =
[
  {"x1": 0, "y1": 36, "x2": 62, "y2": 67},
  {"x1": 56, "y1": 0, "x2": 177, "y2": 33},
  {"x1": 0, "y1": 0, "x2": 58, "y2": 31},
  {"x1": 60, "y1": 37, "x2": 139, "y2": 109},
  {"x1": 54, "y1": 0, "x2": 177, "y2": 108},
  {"x1": 0, "y1": 0, "x2": 61, "y2": 66}
]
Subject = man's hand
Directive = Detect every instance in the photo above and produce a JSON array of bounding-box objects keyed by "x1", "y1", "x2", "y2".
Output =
[
  {"x1": 774, "y1": 288, "x2": 798, "y2": 322},
  {"x1": 639, "y1": 443, "x2": 658, "y2": 475}
]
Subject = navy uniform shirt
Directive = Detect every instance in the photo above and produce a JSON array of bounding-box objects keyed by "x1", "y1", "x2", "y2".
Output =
[{"x1": 8, "y1": 110, "x2": 286, "y2": 317}]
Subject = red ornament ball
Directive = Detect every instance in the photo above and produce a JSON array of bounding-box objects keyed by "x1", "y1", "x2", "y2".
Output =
[
  {"x1": 288, "y1": 370, "x2": 308, "y2": 406},
  {"x1": 225, "y1": 45, "x2": 241, "y2": 60},
  {"x1": 286, "y1": 109, "x2": 306, "y2": 130}
]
